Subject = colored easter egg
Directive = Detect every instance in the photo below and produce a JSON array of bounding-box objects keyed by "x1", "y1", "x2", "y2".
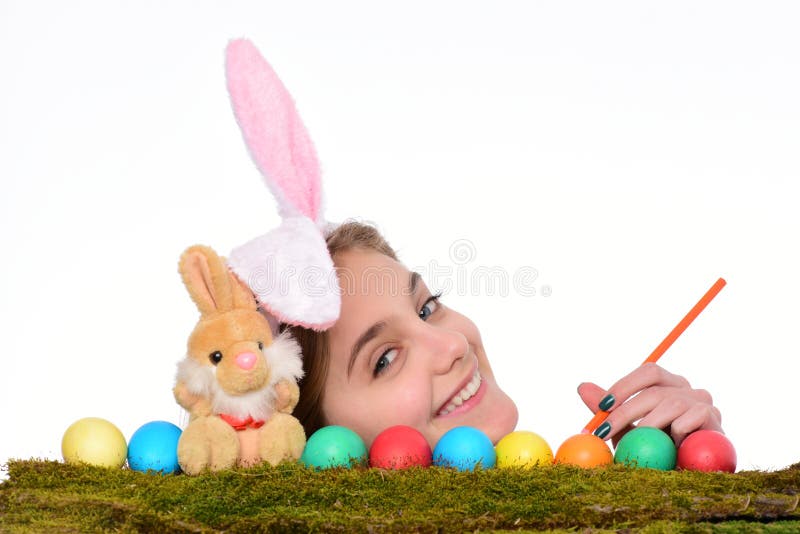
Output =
[
  {"x1": 676, "y1": 430, "x2": 736, "y2": 473},
  {"x1": 433, "y1": 426, "x2": 496, "y2": 471},
  {"x1": 554, "y1": 434, "x2": 613, "y2": 468},
  {"x1": 62, "y1": 417, "x2": 127, "y2": 469},
  {"x1": 369, "y1": 425, "x2": 432, "y2": 469},
  {"x1": 614, "y1": 426, "x2": 677, "y2": 470},
  {"x1": 495, "y1": 430, "x2": 553, "y2": 468},
  {"x1": 300, "y1": 425, "x2": 368, "y2": 470},
  {"x1": 127, "y1": 421, "x2": 182, "y2": 474}
]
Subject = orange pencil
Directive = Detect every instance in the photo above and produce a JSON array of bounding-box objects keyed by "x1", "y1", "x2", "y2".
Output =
[{"x1": 582, "y1": 277, "x2": 727, "y2": 434}]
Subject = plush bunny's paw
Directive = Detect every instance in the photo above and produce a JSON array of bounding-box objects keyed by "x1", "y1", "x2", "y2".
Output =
[
  {"x1": 274, "y1": 379, "x2": 300, "y2": 413},
  {"x1": 177, "y1": 416, "x2": 240, "y2": 475},
  {"x1": 258, "y1": 413, "x2": 307, "y2": 465},
  {"x1": 173, "y1": 382, "x2": 213, "y2": 417}
]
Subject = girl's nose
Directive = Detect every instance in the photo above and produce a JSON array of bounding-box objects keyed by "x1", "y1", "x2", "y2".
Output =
[{"x1": 423, "y1": 326, "x2": 469, "y2": 373}]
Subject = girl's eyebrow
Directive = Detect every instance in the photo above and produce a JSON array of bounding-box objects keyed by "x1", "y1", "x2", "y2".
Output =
[
  {"x1": 347, "y1": 321, "x2": 386, "y2": 379},
  {"x1": 346, "y1": 271, "x2": 421, "y2": 379}
]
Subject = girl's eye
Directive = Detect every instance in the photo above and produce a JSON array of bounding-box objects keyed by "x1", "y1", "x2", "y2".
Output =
[
  {"x1": 373, "y1": 348, "x2": 399, "y2": 377},
  {"x1": 418, "y1": 292, "x2": 442, "y2": 321}
]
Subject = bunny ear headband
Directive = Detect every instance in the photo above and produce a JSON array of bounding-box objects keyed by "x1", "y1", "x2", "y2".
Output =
[{"x1": 224, "y1": 38, "x2": 340, "y2": 331}]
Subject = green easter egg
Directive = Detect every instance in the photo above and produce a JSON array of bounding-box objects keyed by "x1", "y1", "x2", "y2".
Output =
[
  {"x1": 614, "y1": 426, "x2": 676, "y2": 470},
  {"x1": 300, "y1": 425, "x2": 367, "y2": 470}
]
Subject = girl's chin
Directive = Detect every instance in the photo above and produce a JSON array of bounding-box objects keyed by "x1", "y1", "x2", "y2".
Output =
[{"x1": 483, "y1": 391, "x2": 519, "y2": 443}]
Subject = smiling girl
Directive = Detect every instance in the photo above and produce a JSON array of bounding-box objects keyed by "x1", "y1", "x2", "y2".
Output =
[{"x1": 286, "y1": 221, "x2": 723, "y2": 450}]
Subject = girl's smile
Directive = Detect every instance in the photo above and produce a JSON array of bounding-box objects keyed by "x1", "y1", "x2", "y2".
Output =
[{"x1": 435, "y1": 365, "x2": 486, "y2": 418}]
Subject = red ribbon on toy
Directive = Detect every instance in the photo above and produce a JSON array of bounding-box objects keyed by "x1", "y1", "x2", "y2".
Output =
[{"x1": 219, "y1": 413, "x2": 265, "y2": 431}]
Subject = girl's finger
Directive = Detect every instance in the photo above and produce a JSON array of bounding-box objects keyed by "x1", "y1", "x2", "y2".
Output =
[
  {"x1": 594, "y1": 386, "x2": 680, "y2": 439},
  {"x1": 576, "y1": 382, "x2": 608, "y2": 413},
  {"x1": 635, "y1": 394, "x2": 696, "y2": 435},
  {"x1": 597, "y1": 386, "x2": 714, "y2": 441},
  {"x1": 663, "y1": 403, "x2": 724, "y2": 446},
  {"x1": 598, "y1": 386, "x2": 670, "y2": 440},
  {"x1": 606, "y1": 363, "x2": 690, "y2": 407}
]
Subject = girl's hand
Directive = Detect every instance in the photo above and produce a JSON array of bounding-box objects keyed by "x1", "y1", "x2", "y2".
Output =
[{"x1": 577, "y1": 363, "x2": 723, "y2": 447}]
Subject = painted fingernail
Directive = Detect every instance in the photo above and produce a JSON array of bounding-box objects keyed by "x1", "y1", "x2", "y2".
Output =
[
  {"x1": 598, "y1": 394, "x2": 615, "y2": 411},
  {"x1": 593, "y1": 421, "x2": 612, "y2": 439}
]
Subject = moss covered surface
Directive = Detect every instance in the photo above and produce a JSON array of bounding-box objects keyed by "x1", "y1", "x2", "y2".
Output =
[{"x1": 1, "y1": 459, "x2": 799, "y2": 532}]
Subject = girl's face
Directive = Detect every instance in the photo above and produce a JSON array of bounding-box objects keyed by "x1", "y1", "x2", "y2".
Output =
[{"x1": 321, "y1": 248, "x2": 519, "y2": 448}]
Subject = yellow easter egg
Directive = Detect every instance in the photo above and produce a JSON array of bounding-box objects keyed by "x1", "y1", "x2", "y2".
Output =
[
  {"x1": 62, "y1": 417, "x2": 127, "y2": 468},
  {"x1": 495, "y1": 430, "x2": 553, "y2": 468}
]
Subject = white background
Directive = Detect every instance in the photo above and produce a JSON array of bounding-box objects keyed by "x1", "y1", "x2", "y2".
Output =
[{"x1": 1, "y1": 1, "x2": 798, "y2": 477}]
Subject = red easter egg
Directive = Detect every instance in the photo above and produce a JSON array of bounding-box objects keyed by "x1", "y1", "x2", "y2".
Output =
[
  {"x1": 369, "y1": 425, "x2": 432, "y2": 469},
  {"x1": 676, "y1": 430, "x2": 736, "y2": 473}
]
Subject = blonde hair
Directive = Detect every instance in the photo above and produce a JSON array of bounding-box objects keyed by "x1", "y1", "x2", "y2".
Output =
[{"x1": 287, "y1": 220, "x2": 398, "y2": 437}]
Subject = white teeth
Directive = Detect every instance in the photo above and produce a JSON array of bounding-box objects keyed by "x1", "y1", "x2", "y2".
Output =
[{"x1": 437, "y1": 370, "x2": 482, "y2": 416}]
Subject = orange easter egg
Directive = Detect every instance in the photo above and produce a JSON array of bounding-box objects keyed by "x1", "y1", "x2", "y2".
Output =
[{"x1": 554, "y1": 434, "x2": 613, "y2": 468}]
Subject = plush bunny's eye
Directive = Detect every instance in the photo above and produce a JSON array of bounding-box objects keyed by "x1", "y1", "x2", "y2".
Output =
[
  {"x1": 209, "y1": 351, "x2": 223, "y2": 365},
  {"x1": 257, "y1": 341, "x2": 264, "y2": 350}
]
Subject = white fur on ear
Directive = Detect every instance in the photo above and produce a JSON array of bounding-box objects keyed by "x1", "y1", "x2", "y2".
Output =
[{"x1": 228, "y1": 216, "x2": 340, "y2": 331}]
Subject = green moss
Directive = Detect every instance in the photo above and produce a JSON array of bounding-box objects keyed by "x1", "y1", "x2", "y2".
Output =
[{"x1": 1, "y1": 459, "x2": 798, "y2": 532}]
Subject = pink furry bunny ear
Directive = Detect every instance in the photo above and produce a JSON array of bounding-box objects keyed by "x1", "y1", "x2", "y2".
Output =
[{"x1": 225, "y1": 38, "x2": 340, "y2": 331}]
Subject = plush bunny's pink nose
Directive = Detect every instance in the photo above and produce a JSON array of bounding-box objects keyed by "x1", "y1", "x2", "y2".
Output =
[{"x1": 235, "y1": 352, "x2": 257, "y2": 370}]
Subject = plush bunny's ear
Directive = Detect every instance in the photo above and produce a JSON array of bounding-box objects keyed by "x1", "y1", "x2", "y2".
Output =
[
  {"x1": 229, "y1": 268, "x2": 260, "y2": 311},
  {"x1": 179, "y1": 245, "x2": 236, "y2": 317},
  {"x1": 225, "y1": 38, "x2": 340, "y2": 331}
]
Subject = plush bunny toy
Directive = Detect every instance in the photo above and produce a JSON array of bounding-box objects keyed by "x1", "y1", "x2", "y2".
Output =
[
  {"x1": 174, "y1": 245, "x2": 306, "y2": 475},
  {"x1": 173, "y1": 38, "x2": 341, "y2": 474}
]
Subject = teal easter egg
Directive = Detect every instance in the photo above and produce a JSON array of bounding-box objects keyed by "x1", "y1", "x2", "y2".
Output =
[
  {"x1": 300, "y1": 425, "x2": 367, "y2": 470},
  {"x1": 614, "y1": 426, "x2": 676, "y2": 470}
]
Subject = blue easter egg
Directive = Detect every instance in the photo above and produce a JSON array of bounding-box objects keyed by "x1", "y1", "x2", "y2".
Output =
[
  {"x1": 127, "y1": 420, "x2": 182, "y2": 474},
  {"x1": 433, "y1": 426, "x2": 496, "y2": 471}
]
